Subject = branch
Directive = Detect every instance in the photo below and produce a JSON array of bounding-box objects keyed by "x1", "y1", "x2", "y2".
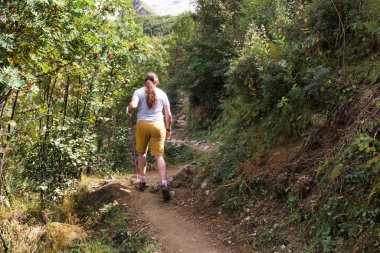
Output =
[
  {"x1": 316, "y1": 30, "x2": 331, "y2": 46},
  {"x1": 330, "y1": 0, "x2": 346, "y2": 68},
  {"x1": 35, "y1": 42, "x2": 97, "y2": 78},
  {"x1": 0, "y1": 230, "x2": 8, "y2": 253},
  {"x1": 0, "y1": 91, "x2": 12, "y2": 106},
  {"x1": 35, "y1": 60, "x2": 76, "y2": 78}
]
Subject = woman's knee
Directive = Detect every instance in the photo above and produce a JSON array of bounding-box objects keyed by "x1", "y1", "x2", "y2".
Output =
[{"x1": 155, "y1": 156, "x2": 165, "y2": 162}]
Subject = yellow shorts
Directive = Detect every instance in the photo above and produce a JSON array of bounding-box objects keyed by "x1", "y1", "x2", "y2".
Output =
[{"x1": 136, "y1": 121, "x2": 166, "y2": 156}]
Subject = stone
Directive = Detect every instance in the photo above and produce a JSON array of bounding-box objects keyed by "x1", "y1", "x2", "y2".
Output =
[{"x1": 201, "y1": 179, "x2": 208, "y2": 189}]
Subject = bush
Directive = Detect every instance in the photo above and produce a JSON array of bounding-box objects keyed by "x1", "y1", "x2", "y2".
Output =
[{"x1": 17, "y1": 123, "x2": 97, "y2": 201}]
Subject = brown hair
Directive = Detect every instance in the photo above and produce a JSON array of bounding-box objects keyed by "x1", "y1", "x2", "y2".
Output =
[{"x1": 145, "y1": 72, "x2": 159, "y2": 108}]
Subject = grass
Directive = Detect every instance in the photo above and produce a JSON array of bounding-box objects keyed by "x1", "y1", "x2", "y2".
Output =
[
  {"x1": 62, "y1": 203, "x2": 156, "y2": 253},
  {"x1": 165, "y1": 142, "x2": 201, "y2": 165},
  {"x1": 61, "y1": 240, "x2": 118, "y2": 253}
]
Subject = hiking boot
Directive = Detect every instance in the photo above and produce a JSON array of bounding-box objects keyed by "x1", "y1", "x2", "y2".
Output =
[
  {"x1": 138, "y1": 181, "x2": 147, "y2": 191},
  {"x1": 161, "y1": 187, "x2": 171, "y2": 201}
]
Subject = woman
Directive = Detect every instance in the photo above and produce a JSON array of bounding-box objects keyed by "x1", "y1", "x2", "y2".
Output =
[{"x1": 127, "y1": 72, "x2": 172, "y2": 201}]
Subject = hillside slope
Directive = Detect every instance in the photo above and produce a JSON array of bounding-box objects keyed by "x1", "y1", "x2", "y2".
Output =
[{"x1": 164, "y1": 1, "x2": 380, "y2": 252}]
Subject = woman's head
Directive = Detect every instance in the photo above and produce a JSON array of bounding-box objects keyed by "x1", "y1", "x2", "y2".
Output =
[
  {"x1": 145, "y1": 72, "x2": 159, "y2": 86},
  {"x1": 144, "y1": 72, "x2": 159, "y2": 108}
]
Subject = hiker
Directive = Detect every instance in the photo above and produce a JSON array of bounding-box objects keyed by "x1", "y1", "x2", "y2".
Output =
[{"x1": 127, "y1": 72, "x2": 172, "y2": 201}]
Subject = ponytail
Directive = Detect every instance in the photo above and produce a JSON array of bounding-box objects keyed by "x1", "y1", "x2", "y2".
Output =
[{"x1": 145, "y1": 72, "x2": 159, "y2": 108}]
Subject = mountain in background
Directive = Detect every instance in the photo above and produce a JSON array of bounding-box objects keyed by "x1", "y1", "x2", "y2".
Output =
[
  {"x1": 133, "y1": 0, "x2": 196, "y2": 16},
  {"x1": 133, "y1": 0, "x2": 157, "y2": 16}
]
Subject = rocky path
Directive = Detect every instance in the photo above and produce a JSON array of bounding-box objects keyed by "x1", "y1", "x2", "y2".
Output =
[{"x1": 169, "y1": 107, "x2": 219, "y2": 153}]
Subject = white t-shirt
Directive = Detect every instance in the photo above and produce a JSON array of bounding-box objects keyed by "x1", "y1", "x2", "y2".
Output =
[{"x1": 132, "y1": 87, "x2": 170, "y2": 122}]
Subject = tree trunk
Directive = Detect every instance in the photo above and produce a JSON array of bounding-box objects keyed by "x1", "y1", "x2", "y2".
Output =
[
  {"x1": 75, "y1": 76, "x2": 81, "y2": 119},
  {"x1": 0, "y1": 97, "x2": 8, "y2": 208},
  {"x1": 6, "y1": 90, "x2": 19, "y2": 141},
  {"x1": 45, "y1": 77, "x2": 56, "y2": 141},
  {"x1": 0, "y1": 229, "x2": 8, "y2": 253},
  {"x1": 80, "y1": 76, "x2": 95, "y2": 130},
  {"x1": 62, "y1": 74, "x2": 70, "y2": 126},
  {"x1": 0, "y1": 153, "x2": 3, "y2": 199}
]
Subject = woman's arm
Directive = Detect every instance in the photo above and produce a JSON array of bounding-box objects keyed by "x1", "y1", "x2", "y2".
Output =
[
  {"x1": 163, "y1": 105, "x2": 172, "y2": 139},
  {"x1": 128, "y1": 95, "x2": 139, "y2": 114}
]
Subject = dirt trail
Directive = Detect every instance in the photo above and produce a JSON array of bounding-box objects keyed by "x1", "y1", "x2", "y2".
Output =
[{"x1": 127, "y1": 166, "x2": 229, "y2": 253}]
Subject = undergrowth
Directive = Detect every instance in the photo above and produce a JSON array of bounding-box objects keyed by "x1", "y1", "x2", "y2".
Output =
[
  {"x1": 0, "y1": 175, "x2": 156, "y2": 253},
  {"x1": 213, "y1": 176, "x2": 268, "y2": 212},
  {"x1": 165, "y1": 142, "x2": 201, "y2": 165},
  {"x1": 301, "y1": 118, "x2": 380, "y2": 252},
  {"x1": 63, "y1": 204, "x2": 155, "y2": 253}
]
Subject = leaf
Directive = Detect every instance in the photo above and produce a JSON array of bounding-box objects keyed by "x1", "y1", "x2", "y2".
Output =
[
  {"x1": 369, "y1": 64, "x2": 380, "y2": 84},
  {"x1": 7, "y1": 120, "x2": 17, "y2": 127},
  {"x1": 0, "y1": 66, "x2": 25, "y2": 90},
  {"x1": 366, "y1": 155, "x2": 378, "y2": 168},
  {"x1": 368, "y1": 182, "x2": 380, "y2": 202},
  {"x1": 0, "y1": 33, "x2": 15, "y2": 52},
  {"x1": 329, "y1": 163, "x2": 344, "y2": 181}
]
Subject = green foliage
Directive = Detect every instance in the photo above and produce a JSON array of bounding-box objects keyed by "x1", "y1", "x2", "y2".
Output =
[
  {"x1": 258, "y1": 228, "x2": 276, "y2": 251},
  {"x1": 306, "y1": 0, "x2": 380, "y2": 65},
  {"x1": 228, "y1": 23, "x2": 298, "y2": 116},
  {"x1": 165, "y1": 143, "x2": 200, "y2": 165},
  {"x1": 97, "y1": 126, "x2": 135, "y2": 172},
  {"x1": 61, "y1": 240, "x2": 118, "y2": 253},
  {"x1": 165, "y1": 14, "x2": 196, "y2": 105},
  {"x1": 0, "y1": 0, "x2": 168, "y2": 201},
  {"x1": 166, "y1": 0, "x2": 379, "y2": 142},
  {"x1": 207, "y1": 143, "x2": 251, "y2": 183},
  {"x1": 0, "y1": 66, "x2": 25, "y2": 93},
  {"x1": 167, "y1": 1, "x2": 240, "y2": 129},
  {"x1": 238, "y1": 0, "x2": 278, "y2": 33},
  {"x1": 0, "y1": 0, "x2": 165, "y2": 249},
  {"x1": 135, "y1": 15, "x2": 177, "y2": 39},
  {"x1": 98, "y1": 204, "x2": 154, "y2": 253},
  {"x1": 302, "y1": 66, "x2": 332, "y2": 103},
  {"x1": 17, "y1": 125, "x2": 96, "y2": 200},
  {"x1": 164, "y1": 1, "x2": 379, "y2": 252},
  {"x1": 212, "y1": 175, "x2": 267, "y2": 212},
  {"x1": 59, "y1": 202, "x2": 155, "y2": 253},
  {"x1": 304, "y1": 119, "x2": 380, "y2": 252}
]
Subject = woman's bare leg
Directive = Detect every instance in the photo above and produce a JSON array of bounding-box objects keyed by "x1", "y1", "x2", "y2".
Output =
[
  {"x1": 138, "y1": 153, "x2": 147, "y2": 181},
  {"x1": 155, "y1": 155, "x2": 166, "y2": 183}
]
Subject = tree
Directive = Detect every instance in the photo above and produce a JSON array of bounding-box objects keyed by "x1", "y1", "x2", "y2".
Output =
[{"x1": 0, "y1": 0, "x2": 167, "y2": 201}]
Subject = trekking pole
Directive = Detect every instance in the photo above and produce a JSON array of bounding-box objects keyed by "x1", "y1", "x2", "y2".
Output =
[{"x1": 129, "y1": 114, "x2": 139, "y2": 180}]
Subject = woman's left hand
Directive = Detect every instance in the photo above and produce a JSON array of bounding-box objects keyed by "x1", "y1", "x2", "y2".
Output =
[{"x1": 165, "y1": 130, "x2": 171, "y2": 140}]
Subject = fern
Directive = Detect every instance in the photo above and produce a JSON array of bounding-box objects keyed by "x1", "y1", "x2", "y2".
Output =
[
  {"x1": 0, "y1": 66, "x2": 25, "y2": 90},
  {"x1": 0, "y1": 33, "x2": 15, "y2": 52}
]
